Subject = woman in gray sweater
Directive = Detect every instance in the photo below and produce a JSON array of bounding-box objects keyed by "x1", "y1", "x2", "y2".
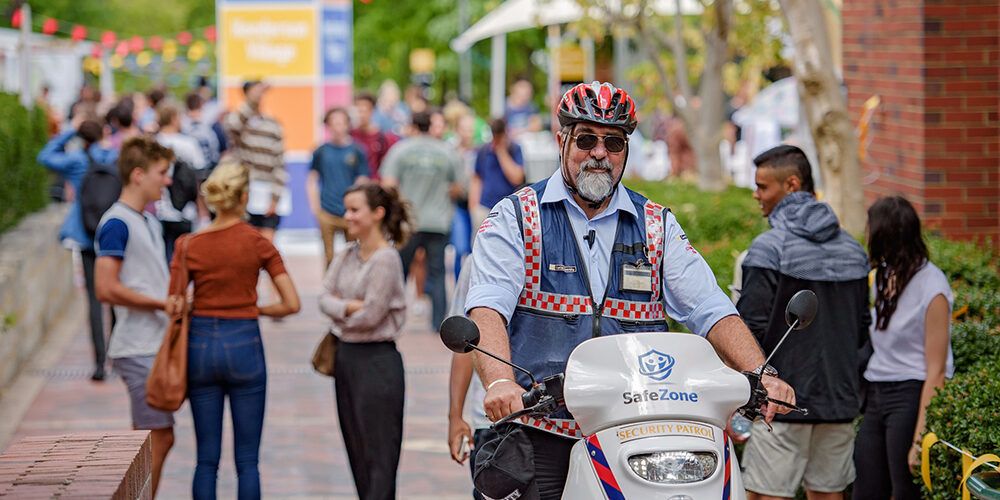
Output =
[{"x1": 319, "y1": 183, "x2": 411, "y2": 500}]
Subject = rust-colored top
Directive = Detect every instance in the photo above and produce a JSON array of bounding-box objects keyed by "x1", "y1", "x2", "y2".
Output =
[{"x1": 170, "y1": 222, "x2": 287, "y2": 319}]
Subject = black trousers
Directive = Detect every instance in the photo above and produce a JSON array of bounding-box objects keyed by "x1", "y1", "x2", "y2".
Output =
[
  {"x1": 524, "y1": 427, "x2": 577, "y2": 500},
  {"x1": 80, "y1": 249, "x2": 106, "y2": 369},
  {"x1": 853, "y1": 380, "x2": 924, "y2": 500},
  {"x1": 334, "y1": 341, "x2": 405, "y2": 500}
]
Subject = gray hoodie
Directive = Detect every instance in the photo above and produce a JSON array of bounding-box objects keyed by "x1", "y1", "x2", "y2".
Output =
[
  {"x1": 743, "y1": 191, "x2": 869, "y2": 281},
  {"x1": 737, "y1": 191, "x2": 871, "y2": 422}
]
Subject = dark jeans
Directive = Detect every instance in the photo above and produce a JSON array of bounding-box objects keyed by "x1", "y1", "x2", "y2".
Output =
[
  {"x1": 335, "y1": 341, "x2": 405, "y2": 500},
  {"x1": 853, "y1": 380, "x2": 924, "y2": 500},
  {"x1": 187, "y1": 317, "x2": 267, "y2": 500},
  {"x1": 399, "y1": 231, "x2": 449, "y2": 330},
  {"x1": 80, "y1": 249, "x2": 106, "y2": 369}
]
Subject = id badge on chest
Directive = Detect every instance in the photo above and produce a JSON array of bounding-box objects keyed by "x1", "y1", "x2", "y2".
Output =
[{"x1": 621, "y1": 261, "x2": 654, "y2": 293}]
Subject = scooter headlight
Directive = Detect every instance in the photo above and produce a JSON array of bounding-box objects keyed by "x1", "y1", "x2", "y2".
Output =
[{"x1": 627, "y1": 451, "x2": 717, "y2": 484}]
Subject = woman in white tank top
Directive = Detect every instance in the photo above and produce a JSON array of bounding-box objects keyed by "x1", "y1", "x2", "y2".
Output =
[{"x1": 853, "y1": 196, "x2": 953, "y2": 500}]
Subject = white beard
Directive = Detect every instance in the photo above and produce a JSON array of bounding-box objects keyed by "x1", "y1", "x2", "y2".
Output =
[{"x1": 575, "y1": 159, "x2": 615, "y2": 202}]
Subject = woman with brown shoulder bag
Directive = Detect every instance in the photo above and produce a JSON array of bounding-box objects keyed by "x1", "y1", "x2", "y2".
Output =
[{"x1": 168, "y1": 160, "x2": 300, "y2": 499}]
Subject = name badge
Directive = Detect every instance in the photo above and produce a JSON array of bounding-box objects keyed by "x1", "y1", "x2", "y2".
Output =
[
  {"x1": 622, "y1": 262, "x2": 654, "y2": 293},
  {"x1": 549, "y1": 264, "x2": 577, "y2": 273}
]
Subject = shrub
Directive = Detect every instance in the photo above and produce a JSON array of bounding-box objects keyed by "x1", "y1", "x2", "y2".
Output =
[
  {"x1": 625, "y1": 180, "x2": 768, "y2": 290},
  {"x1": 929, "y1": 236, "x2": 999, "y2": 290},
  {"x1": 952, "y1": 321, "x2": 1000, "y2": 375},
  {"x1": 921, "y1": 358, "x2": 1000, "y2": 499},
  {"x1": 0, "y1": 93, "x2": 49, "y2": 234}
]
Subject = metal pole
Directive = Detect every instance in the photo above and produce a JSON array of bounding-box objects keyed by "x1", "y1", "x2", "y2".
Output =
[
  {"x1": 489, "y1": 33, "x2": 506, "y2": 118},
  {"x1": 458, "y1": 0, "x2": 472, "y2": 103},
  {"x1": 18, "y1": 4, "x2": 32, "y2": 108},
  {"x1": 547, "y1": 25, "x2": 561, "y2": 112},
  {"x1": 613, "y1": 28, "x2": 628, "y2": 86},
  {"x1": 100, "y1": 49, "x2": 114, "y2": 99},
  {"x1": 581, "y1": 35, "x2": 595, "y2": 83}
]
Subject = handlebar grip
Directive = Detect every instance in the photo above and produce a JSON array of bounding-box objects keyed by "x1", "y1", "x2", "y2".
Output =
[{"x1": 522, "y1": 387, "x2": 542, "y2": 408}]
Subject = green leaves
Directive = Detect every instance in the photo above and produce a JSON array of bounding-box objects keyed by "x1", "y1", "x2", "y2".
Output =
[
  {"x1": 626, "y1": 178, "x2": 768, "y2": 289},
  {"x1": 921, "y1": 238, "x2": 999, "y2": 497},
  {"x1": 923, "y1": 359, "x2": 1000, "y2": 498},
  {"x1": 0, "y1": 93, "x2": 49, "y2": 236}
]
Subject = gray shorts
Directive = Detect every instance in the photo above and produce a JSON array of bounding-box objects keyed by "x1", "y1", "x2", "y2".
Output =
[
  {"x1": 742, "y1": 421, "x2": 856, "y2": 497},
  {"x1": 112, "y1": 356, "x2": 175, "y2": 430}
]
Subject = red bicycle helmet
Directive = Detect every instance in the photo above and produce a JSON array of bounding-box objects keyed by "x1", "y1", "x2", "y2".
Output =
[{"x1": 557, "y1": 81, "x2": 638, "y2": 134}]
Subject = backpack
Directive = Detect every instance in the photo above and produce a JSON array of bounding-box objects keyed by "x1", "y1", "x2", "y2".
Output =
[{"x1": 80, "y1": 153, "x2": 122, "y2": 236}]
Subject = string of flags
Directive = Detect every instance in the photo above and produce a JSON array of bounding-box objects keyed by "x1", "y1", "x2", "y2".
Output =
[{"x1": 9, "y1": 6, "x2": 216, "y2": 74}]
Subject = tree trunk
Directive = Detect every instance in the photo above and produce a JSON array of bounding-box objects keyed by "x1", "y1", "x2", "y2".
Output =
[
  {"x1": 778, "y1": 0, "x2": 866, "y2": 235},
  {"x1": 693, "y1": 0, "x2": 731, "y2": 192}
]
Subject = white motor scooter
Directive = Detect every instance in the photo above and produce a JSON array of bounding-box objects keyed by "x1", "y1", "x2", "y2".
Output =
[{"x1": 441, "y1": 290, "x2": 817, "y2": 500}]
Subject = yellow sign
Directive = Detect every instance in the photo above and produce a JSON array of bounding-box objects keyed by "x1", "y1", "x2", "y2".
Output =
[
  {"x1": 409, "y1": 48, "x2": 436, "y2": 74},
  {"x1": 616, "y1": 421, "x2": 715, "y2": 443},
  {"x1": 559, "y1": 44, "x2": 585, "y2": 82},
  {"x1": 220, "y1": 6, "x2": 317, "y2": 78}
]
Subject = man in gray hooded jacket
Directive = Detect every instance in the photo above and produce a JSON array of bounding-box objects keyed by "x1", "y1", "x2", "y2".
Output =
[{"x1": 738, "y1": 145, "x2": 871, "y2": 500}]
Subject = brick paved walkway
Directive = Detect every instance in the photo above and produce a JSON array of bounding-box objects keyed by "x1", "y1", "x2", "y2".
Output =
[{"x1": 3, "y1": 232, "x2": 475, "y2": 499}]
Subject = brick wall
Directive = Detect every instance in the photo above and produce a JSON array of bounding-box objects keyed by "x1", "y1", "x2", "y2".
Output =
[
  {"x1": 0, "y1": 431, "x2": 151, "y2": 499},
  {"x1": 843, "y1": 0, "x2": 999, "y2": 242}
]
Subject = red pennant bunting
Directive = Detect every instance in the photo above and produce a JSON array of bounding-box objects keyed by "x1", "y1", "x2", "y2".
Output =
[
  {"x1": 204, "y1": 26, "x2": 217, "y2": 43},
  {"x1": 115, "y1": 41, "x2": 129, "y2": 57},
  {"x1": 129, "y1": 35, "x2": 144, "y2": 53},
  {"x1": 149, "y1": 35, "x2": 163, "y2": 51},
  {"x1": 71, "y1": 25, "x2": 87, "y2": 41},
  {"x1": 176, "y1": 31, "x2": 192, "y2": 46},
  {"x1": 11, "y1": 8, "x2": 21, "y2": 28},
  {"x1": 101, "y1": 31, "x2": 117, "y2": 48},
  {"x1": 42, "y1": 18, "x2": 58, "y2": 35}
]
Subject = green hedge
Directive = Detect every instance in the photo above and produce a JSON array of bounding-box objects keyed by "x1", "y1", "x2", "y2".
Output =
[
  {"x1": 922, "y1": 359, "x2": 1000, "y2": 499},
  {"x1": 0, "y1": 93, "x2": 49, "y2": 234},
  {"x1": 629, "y1": 179, "x2": 999, "y2": 495},
  {"x1": 625, "y1": 179, "x2": 768, "y2": 290},
  {"x1": 921, "y1": 239, "x2": 999, "y2": 497}
]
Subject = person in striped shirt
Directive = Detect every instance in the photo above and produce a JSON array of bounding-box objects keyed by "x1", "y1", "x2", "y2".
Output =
[{"x1": 224, "y1": 80, "x2": 287, "y2": 242}]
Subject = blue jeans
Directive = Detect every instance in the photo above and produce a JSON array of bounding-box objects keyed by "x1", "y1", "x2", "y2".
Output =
[
  {"x1": 399, "y1": 231, "x2": 450, "y2": 330},
  {"x1": 188, "y1": 317, "x2": 267, "y2": 500},
  {"x1": 450, "y1": 205, "x2": 472, "y2": 277}
]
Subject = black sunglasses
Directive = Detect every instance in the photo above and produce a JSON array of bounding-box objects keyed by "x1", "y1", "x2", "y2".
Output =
[{"x1": 570, "y1": 133, "x2": 628, "y2": 153}]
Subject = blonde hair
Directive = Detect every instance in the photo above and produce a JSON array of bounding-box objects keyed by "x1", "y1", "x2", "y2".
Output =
[{"x1": 201, "y1": 160, "x2": 249, "y2": 213}]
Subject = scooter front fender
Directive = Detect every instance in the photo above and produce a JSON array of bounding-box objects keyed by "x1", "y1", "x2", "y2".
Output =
[{"x1": 562, "y1": 422, "x2": 746, "y2": 500}]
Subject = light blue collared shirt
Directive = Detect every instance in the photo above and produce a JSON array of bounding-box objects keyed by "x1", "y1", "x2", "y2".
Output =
[{"x1": 466, "y1": 173, "x2": 738, "y2": 337}]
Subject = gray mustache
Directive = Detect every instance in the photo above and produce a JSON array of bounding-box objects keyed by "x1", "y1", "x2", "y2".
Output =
[{"x1": 582, "y1": 160, "x2": 612, "y2": 172}]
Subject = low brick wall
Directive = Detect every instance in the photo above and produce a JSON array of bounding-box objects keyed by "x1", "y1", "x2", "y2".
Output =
[
  {"x1": 0, "y1": 204, "x2": 76, "y2": 392},
  {"x1": 0, "y1": 431, "x2": 151, "y2": 498}
]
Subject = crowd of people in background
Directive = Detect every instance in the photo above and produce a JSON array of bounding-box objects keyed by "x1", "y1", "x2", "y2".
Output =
[{"x1": 32, "y1": 75, "x2": 953, "y2": 500}]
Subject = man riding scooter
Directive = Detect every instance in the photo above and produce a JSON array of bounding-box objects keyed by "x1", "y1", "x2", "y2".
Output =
[{"x1": 464, "y1": 81, "x2": 797, "y2": 499}]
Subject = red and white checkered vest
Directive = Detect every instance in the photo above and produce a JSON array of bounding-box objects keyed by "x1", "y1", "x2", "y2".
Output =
[{"x1": 505, "y1": 182, "x2": 668, "y2": 437}]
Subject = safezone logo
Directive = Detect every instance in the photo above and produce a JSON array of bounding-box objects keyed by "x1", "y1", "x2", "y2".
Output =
[{"x1": 638, "y1": 350, "x2": 675, "y2": 381}]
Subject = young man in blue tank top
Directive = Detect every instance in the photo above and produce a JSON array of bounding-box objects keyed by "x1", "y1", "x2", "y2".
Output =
[{"x1": 94, "y1": 137, "x2": 176, "y2": 498}]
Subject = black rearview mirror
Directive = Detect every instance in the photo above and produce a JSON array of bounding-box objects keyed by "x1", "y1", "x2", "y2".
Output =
[
  {"x1": 785, "y1": 290, "x2": 818, "y2": 330},
  {"x1": 440, "y1": 316, "x2": 481, "y2": 353}
]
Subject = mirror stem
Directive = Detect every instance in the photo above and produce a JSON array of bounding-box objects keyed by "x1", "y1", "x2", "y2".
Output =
[
  {"x1": 468, "y1": 343, "x2": 538, "y2": 386},
  {"x1": 761, "y1": 318, "x2": 799, "y2": 370}
]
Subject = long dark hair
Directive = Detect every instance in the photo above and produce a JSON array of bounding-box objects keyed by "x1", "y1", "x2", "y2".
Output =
[
  {"x1": 867, "y1": 196, "x2": 929, "y2": 330},
  {"x1": 345, "y1": 183, "x2": 413, "y2": 246}
]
